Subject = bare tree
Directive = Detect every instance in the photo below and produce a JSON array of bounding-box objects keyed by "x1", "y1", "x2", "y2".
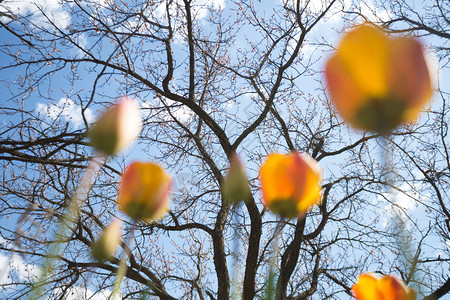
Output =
[{"x1": 0, "y1": 0, "x2": 449, "y2": 299}]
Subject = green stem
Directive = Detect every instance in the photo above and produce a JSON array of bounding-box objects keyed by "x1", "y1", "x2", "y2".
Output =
[
  {"x1": 110, "y1": 222, "x2": 137, "y2": 299},
  {"x1": 381, "y1": 136, "x2": 418, "y2": 288},
  {"x1": 265, "y1": 219, "x2": 283, "y2": 300},
  {"x1": 231, "y1": 204, "x2": 241, "y2": 300},
  {"x1": 28, "y1": 155, "x2": 104, "y2": 299}
]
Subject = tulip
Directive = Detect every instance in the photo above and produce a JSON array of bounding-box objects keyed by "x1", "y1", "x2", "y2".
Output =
[
  {"x1": 325, "y1": 24, "x2": 432, "y2": 133},
  {"x1": 118, "y1": 162, "x2": 171, "y2": 221},
  {"x1": 89, "y1": 97, "x2": 142, "y2": 155},
  {"x1": 221, "y1": 153, "x2": 251, "y2": 204},
  {"x1": 352, "y1": 273, "x2": 417, "y2": 300},
  {"x1": 260, "y1": 152, "x2": 322, "y2": 218},
  {"x1": 92, "y1": 220, "x2": 122, "y2": 262}
]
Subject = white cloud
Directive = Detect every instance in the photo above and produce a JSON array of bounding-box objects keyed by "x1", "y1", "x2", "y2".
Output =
[
  {"x1": 302, "y1": 0, "x2": 329, "y2": 14},
  {"x1": 281, "y1": 0, "x2": 340, "y2": 15},
  {"x1": 446, "y1": 240, "x2": 450, "y2": 249},
  {"x1": 74, "y1": 33, "x2": 89, "y2": 56},
  {"x1": 89, "y1": 0, "x2": 111, "y2": 7},
  {"x1": 155, "y1": 0, "x2": 225, "y2": 20},
  {"x1": 373, "y1": 182, "x2": 426, "y2": 229},
  {"x1": 51, "y1": 285, "x2": 112, "y2": 300},
  {"x1": 0, "y1": 0, "x2": 71, "y2": 29},
  {"x1": 380, "y1": 186, "x2": 420, "y2": 216},
  {"x1": 386, "y1": 189, "x2": 417, "y2": 212},
  {"x1": 0, "y1": 252, "x2": 111, "y2": 299},
  {"x1": 36, "y1": 98, "x2": 95, "y2": 129},
  {"x1": 0, "y1": 253, "x2": 40, "y2": 285},
  {"x1": 194, "y1": 0, "x2": 225, "y2": 19},
  {"x1": 280, "y1": 0, "x2": 390, "y2": 32},
  {"x1": 425, "y1": 47, "x2": 441, "y2": 91},
  {"x1": 142, "y1": 97, "x2": 193, "y2": 123},
  {"x1": 163, "y1": 100, "x2": 193, "y2": 122},
  {"x1": 356, "y1": 0, "x2": 392, "y2": 24}
]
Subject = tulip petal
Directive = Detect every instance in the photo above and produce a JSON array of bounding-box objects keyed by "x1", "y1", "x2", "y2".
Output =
[
  {"x1": 389, "y1": 38, "x2": 433, "y2": 122},
  {"x1": 352, "y1": 273, "x2": 417, "y2": 300},
  {"x1": 325, "y1": 55, "x2": 366, "y2": 121},
  {"x1": 325, "y1": 23, "x2": 433, "y2": 132},
  {"x1": 260, "y1": 153, "x2": 296, "y2": 206},
  {"x1": 377, "y1": 276, "x2": 409, "y2": 300},
  {"x1": 296, "y1": 154, "x2": 322, "y2": 212},
  {"x1": 118, "y1": 162, "x2": 171, "y2": 221},
  {"x1": 260, "y1": 152, "x2": 322, "y2": 218},
  {"x1": 92, "y1": 220, "x2": 122, "y2": 261},
  {"x1": 90, "y1": 97, "x2": 142, "y2": 155},
  {"x1": 222, "y1": 154, "x2": 251, "y2": 204},
  {"x1": 352, "y1": 273, "x2": 383, "y2": 300},
  {"x1": 338, "y1": 25, "x2": 389, "y2": 100}
]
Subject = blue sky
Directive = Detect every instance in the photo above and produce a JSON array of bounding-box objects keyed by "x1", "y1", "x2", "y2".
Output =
[{"x1": 0, "y1": 0, "x2": 449, "y2": 298}]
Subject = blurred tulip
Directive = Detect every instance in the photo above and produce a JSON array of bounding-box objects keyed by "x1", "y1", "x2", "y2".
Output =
[
  {"x1": 260, "y1": 152, "x2": 322, "y2": 218},
  {"x1": 221, "y1": 153, "x2": 251, "y2": 204},
  {"x1": 89, "y1": 97, "x2": 142, "y2": 155},
  {"x1": 118, "y1": 162, "x2": 171, "y2": 221},
  {"x1": 352, "y1": 273, "x2": 417, "y2": 300},
  {"x1": 92, "y1": 220, "x2": 122, "y2": 262},
  {"x1": 325, "y1": 24, "x2": 432, "y2": 133}
]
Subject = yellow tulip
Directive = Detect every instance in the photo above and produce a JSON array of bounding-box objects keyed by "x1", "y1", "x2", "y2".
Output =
[
  {"x1": 118, "y1": 162, "x2": 171, "y2": 221},
  {"x1": 260, "y1": 152, "x2": 322, "y2": 218},
  {"x1": 89, "y1": 97, "x2": 142, "y2": 155},
  {"x1": 325, "y1": 24, "x2": 432, "y2": 133},
  {"x1": 352, "y1": 273, "x2": 417, "y2": 300}
]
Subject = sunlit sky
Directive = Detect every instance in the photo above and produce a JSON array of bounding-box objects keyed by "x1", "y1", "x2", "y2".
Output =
[{"x1": 0, "y1": 0, "x2": 448, "y2": 298}]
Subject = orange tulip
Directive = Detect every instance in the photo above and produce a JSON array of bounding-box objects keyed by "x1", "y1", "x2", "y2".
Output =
[
  {"x1": 89, "y1": 97, "x2": 142, "y2": 155},
  {"x1": 118, "y1": 162, "x2": 171, "y2": 221},
  {"x1": 260, "y1": 152, "x2": 322, "y2": 218},
  {"x1": 352, "y1": 273, "x2": 417, "y2": 300},
  {"x1": 325, "y1": 24, "x2": 432, "y2": 133}
]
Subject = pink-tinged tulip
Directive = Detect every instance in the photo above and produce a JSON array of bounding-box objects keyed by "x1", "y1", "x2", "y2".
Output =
[
  {"x1": 221, "y1": 153, "x2": 251, "y2": 204},
  {"x1": 118, "y1": 162, "x2": 171, "y2": 221},
  {"x1": 260, "y1": 152, "x2": 322, "y2": 218},
  {"x1": 352, "y1": 273, "x2": 417, "y2": 300},
  {"x1": 325, "y1": 24, "x2": 432, "y2": 133},
  {"x1": 92, "y1": 220, "x2": 122, "y2": 262},
  {"x1": 89, "y1": 97, "x2": 142, "y2": 155}
]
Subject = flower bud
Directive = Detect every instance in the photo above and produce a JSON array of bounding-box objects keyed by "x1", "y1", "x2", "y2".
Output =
[
  {"x1": 221, "y1": 153, "x2": 251, "y2": 204},
  {"x1": 260, "y1": 152, "x2": 322, "y2": 218},
  {"x1": 352, "y1": 273, "x2": 417, "y2": 300},
  {"x1": 325, "y1": 24, "x2": 432, "y2": 133},
  {"x1": 89, "y1": 97, "x2": 142, "y2": 155},
  {"x1": 118, "y1": 162, "x2": 171, "y2": 221},
  {"x1": 92, "y1": 220, "x2": 122, "y2": 262}
]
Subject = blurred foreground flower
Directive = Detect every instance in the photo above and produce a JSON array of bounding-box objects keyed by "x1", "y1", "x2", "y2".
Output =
[
  {"x1": 89, "y1": 97, "x2": 142, "y2": 155},
  {"x1": 352, "y1": 273, "x2": 416, "y2": 300},
  {"x1": 118, "y1": 162, "x2": 171, "y2": 221},
  {"x1": 325, "y1": 24, "x2": 432, "y2": 133},
  {"x1": 92, "y1": 220, "x2": 122, "y2": 262},
  {"x1": 222, "y1": 154, "x2": 251, "y2": 204},
  {"x1": 260, "y1": 152, "x2": 322, "y2": 218}
]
